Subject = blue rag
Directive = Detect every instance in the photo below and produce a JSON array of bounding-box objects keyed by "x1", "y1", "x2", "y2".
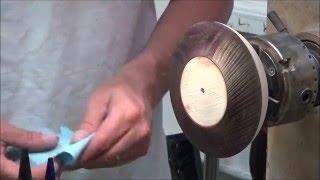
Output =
[{"x1": 6, "y1": 126, "x2": 94, "y2": 167}]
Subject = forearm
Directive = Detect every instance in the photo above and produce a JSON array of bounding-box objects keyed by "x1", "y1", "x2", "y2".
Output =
[{"x1": 118, "y1": 0, "x2": 233, "y2": 106}]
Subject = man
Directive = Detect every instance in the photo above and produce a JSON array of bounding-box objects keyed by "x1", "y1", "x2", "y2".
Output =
[{"x1": 1, "y1": 1, "x2": 233, "y2": 179}]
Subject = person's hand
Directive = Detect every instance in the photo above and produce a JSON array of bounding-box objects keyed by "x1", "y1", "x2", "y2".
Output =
[
  {"x1": 72, "y1": 77, "x2": 152, "y2": 169},
  {"x1": 0, "y1": 120, "x2": 60, "y2": 179}
]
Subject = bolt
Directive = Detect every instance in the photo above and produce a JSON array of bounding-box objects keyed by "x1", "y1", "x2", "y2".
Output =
[
  {"x1": 300, "y1": 89, "x2": 312, "y2": 104},
  {"x1": 268, "y1": 67, "x2": 276, "y2": 76},
  {"x1": 280, "y1": 58, "x2": 290, "y2": 64}
]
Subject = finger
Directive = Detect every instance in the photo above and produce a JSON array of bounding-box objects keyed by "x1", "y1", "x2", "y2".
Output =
[
  {"x1": 83, "y1": 125, "x2": 149, "y2": 169},
  {"x1": 71, "y1": 93, "x2": 111, "y2": 143},
  {"x1": 71, "y1": 130, "x2": 91, "y2": 144},
  {"x1": 80, "y1": 106, "x2": 129, "y2": 162},
  {"x1": 61, "y1": 156, "x2": 83, "y2": 171},
  {"x1": 0, "y1": 121, "x2": 58, "y2": 151},
  {"x1": 0, "y1": 154, "x2": 18, "y2": 179},
  {"x1": 83, "y1": 136, "x2": 134, "y2": 168},
  {"x1": 1, "y1": 141, "x2": 6, "y2": 154}
]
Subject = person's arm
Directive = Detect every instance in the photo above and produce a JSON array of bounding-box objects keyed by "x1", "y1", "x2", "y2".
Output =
[
  {"x1": 121, "y1": 0, "x2": 233, "y2": 106},
  {"x1": 73, "y1": 0, "x2": 233, "y2": 169}
]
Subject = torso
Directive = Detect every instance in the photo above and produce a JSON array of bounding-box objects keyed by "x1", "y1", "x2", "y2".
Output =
[{"x1": 1, "y1": 1, "x2": 170, "y2": 178}]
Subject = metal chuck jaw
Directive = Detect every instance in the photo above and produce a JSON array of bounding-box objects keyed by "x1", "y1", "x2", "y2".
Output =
[{"x1": 249, "y1": 32, "x2": 319, "y2": 126}]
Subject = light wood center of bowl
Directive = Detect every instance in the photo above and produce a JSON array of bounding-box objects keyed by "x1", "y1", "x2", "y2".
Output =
[{"x1": 180, "y1": 57, "x2": 227, "y2": 127}]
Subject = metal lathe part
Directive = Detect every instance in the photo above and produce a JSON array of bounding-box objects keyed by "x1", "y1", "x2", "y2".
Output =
[
  {"x1": 203, "y1": 154, "x2": 217, "y2": 180},
  {"x1": 249, "y1": 33, "x2": 318, "y2": 126},
  {"x1": 267, "y1": 11, "x2": 288, "y2": 33},
  {"x1": 296, "y1": 32, "x2": 320, "y2": 106}
]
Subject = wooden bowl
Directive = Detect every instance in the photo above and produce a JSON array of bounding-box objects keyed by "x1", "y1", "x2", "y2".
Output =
[{"x1": 169, "y1": 21, "x2": 268, "y2": 157}]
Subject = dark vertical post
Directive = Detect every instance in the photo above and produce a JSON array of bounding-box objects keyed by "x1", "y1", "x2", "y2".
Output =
[
  {"x1": 18, "y1": 149, "x2": 32, "y2": 180},
  {"x1": 203, "y1": 153, "x2": 217, "y2": 180}
]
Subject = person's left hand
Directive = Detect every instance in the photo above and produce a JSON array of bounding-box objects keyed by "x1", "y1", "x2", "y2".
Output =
[
  {"x1": 71, "y1": 77, "x2": 152, "y2": 169},
  {"x1": 0, "y1": 121, "x2": 61, "y2": 179}
]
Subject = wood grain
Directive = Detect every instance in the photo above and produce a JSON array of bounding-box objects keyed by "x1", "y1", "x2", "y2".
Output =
[
  {"x1": 170, "y1": 21, "x2": 267, "y2": 157},
  {"x1": 180, "y1": 57, "x2": 227, "y2": 127}
]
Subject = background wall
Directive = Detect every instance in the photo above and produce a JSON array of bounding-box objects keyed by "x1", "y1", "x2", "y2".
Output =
[{"x1": 155, "y1": 1, "x2": 267, "y2": 179}]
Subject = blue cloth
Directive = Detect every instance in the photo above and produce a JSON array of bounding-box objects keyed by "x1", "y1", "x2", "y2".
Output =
[
  {"x1": 6, "y1": 126, "x2": 94, "y2": 167},
  {"x1": 30, "y1": 126, "x2": 94, "y2": 166}
]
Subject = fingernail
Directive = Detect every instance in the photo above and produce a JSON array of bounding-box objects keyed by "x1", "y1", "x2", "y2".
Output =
[
  {"x1": 71, "y1": 130, "x2": 89, "y2": 143},
  {"x1": 42, "y1": 134, "x2": 59, "y2": 142}
]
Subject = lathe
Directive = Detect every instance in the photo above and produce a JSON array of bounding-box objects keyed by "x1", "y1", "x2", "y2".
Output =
[{"x1": 169, "y1": 11, "x2": 319, "y2": 179}]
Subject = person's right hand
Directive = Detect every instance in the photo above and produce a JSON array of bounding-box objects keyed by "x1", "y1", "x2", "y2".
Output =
[{"x1": 0, "y1": 120, "x2": 60, "y2": 179}]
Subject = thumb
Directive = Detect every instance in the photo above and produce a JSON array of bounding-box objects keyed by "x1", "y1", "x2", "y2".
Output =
[
  {"x1": 0, "y1": 121, "x2": 58, "y2": 151},
  {"x1": 71, "y1": 93, "x2": 110, "y2": 143},
  {"x1": 71, "y1": 130, "x2": 91, "y2": 143}
]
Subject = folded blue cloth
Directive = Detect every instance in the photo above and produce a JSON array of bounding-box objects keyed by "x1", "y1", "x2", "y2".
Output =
[{"x1": 6, "y1": 126, "x2": 94, "y2": 167}]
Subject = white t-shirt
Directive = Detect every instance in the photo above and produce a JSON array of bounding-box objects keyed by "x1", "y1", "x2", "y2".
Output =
[{"x1": 1, "y1": 1, "x2": 171, "y2": 179}]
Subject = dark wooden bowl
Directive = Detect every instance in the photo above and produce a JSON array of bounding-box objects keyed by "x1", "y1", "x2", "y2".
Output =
[{"x1": 169, "y1": 21, "x2": 268, "y2": 157}]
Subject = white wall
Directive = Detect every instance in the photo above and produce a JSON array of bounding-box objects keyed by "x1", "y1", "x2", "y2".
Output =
[{"x1": 228, "y1": 0, "x2": 267, "y2": 35}]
